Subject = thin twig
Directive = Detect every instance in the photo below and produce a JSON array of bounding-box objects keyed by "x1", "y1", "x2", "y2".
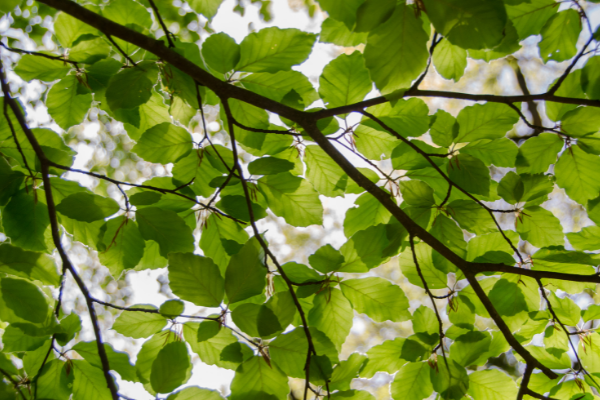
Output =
[
  {"x1": 221, "y1": 97, "x2": 323, "y2": 400},
  {"x1": 409, "y1": 235, "x2": 449, "y2": 370},
  {"x1": 147, "y1": 0, "x2": 175, "y2": 48},
  {"x1": 361, "y1": 110, "x2": 524, "y2": 264},
  {"x1": 0, "y1": 42, "x2": 80, "y2": 68},
  {"x1": 0, "y1": 368, "x2": 26, "y2": 400},
  {"x1": 106, "y1": 35, "x2": 137, "y2": 66}
]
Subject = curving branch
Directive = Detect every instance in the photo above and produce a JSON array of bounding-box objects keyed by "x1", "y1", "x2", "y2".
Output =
[
  {"x1": 1, "y1": 41, "x2": 80, "y2": 68},
  {"x1": 35, "y1": 0, "x2": 600, "y2": 126},
  {"x1": 0, "y1": 62, "x2": 119, "y2": 400},
  {"x1": 409, "y1": 236, "x2": 449, "y2": 369},
  {"x1": 360, "y1": 110, "x2": 524, "y2": 264},
  {"x1": 147, "y1": 0, "x2": 175, "y2": 48},
  {"x1": 221, "y1": 98, "x2": 325, "y2": 399}
]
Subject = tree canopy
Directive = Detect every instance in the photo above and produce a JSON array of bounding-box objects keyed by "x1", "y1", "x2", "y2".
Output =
[{"x1": 1, "y1": 0, "x2": 600, "y2": 399}]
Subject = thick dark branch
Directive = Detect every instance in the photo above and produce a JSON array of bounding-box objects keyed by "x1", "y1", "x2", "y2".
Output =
[
  {"x1": 0, "y1": 62, "x2": 119, "y2": 400},
  {"x1": 316, "y1": 90, "x2": 600, "y2": 120},
  {"x1": 517, "y1": 364, "x2": 534, "y2": 400},
  {"x1": 464, "y1": 272, "x2": 557, "y2": 378},
  {"x1": 361, "y1": 110, "x2": 523, "y2": 263},
  {"x1": 36, "y1": 0, "x2": 600, "y2": 125}
]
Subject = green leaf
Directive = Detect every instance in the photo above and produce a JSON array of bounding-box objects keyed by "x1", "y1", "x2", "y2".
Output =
[
  {"x1": 460, "y1": 138, "x2": 519, "y2": 167},
  {"x1": 330, "y1": 391, "x2": 375, "y2": 400},
  {"x1": 199, "y1": 213, "x2": 248, "y2": 272},
  {"x1": 391, "y1": 140, "x2": 446, "y2": 171},
  {"x1": 0, "y1": 277, "x2": 49, "y2": 323},
  {"x1": 555, "y1": 145, "x2": 600, "y2": 205},
  {"x1": 136, "y1": 207, "x2": 195, "y2": 257},
  {"x1": 329, "y1": 353, "x2": 368, "y2": 391},
  {"x1": 241, "y1": 71, "x2": 318, "y2": 106},
  {"x1": 399, "y1": 242, "x2": 448, "y2": 290},
  {"x1": 258, "y1": 172, "x2": 323, "y2": 227},
  {"x1": 309, "y1": 244, "x2": 345, "y2": 273},
  {"x1": 340, "y1": 277, "x2": 410, "y2": 322},
  {"x1": 364, "y1": 3, "x2": 429, "y2": 94},
  {"x1": 354, "y1": 0, "x2": 395, "y2": 32},
  {"x1": 455, "y1": 103, "x2": 518, "y2": 143},
  {"x1": 202, "y1": 32, "x2": 240, "y2": 74},
  {"x1": 225, "y1": 237, "x2": 266, "y2": 304},
  {"x1": 47, "y1": 75, "x2": 92, "y2": 130},
  {"x1": 567, "y1": 226, "x2": 600, "y2": 250},
  {"x1": 151, "y1": 341, "x2": 191, "y2": 394},
  {"x1": 235, "y1": 27, "x2": 316, "y2": 73},
  {"x1": 319, "y1": 51, "x2": 371, "y2": 109},
  {"x1": 318, "y1": 0, "x2": 364, "y2": 28},
  {"x1": 308, "y1": 288, "x2": 354, "y2": 351},
  {"x1": 447, "y1": 155, "x2": 490, "y2": 196},
  {"x1": 132, "y1": 122, "x2": 193, "y2": 164},
  {"x1": 400, "y1": 181, "x2": 435, "y2": 208},
  {"x1": 539, "y1": 9, "x2": 581, "y2": 63},
  {"x1": 433, "y1": 39, "x2": 467, "y2": 82},
  {"x1": 183, "y1": 321, "x2": 252, "y2": 370},
  {"x1": 344, "y1": 193, "x2": 392, "y2": 238},
  {"x1": 430, "y1": 360, "x2": 469, "y2": 400},
  {"x1": 450, "y1": 330, "x2": 492, "y2": 367},
  {"x1": 305, "y1": 145, "x2": 347, "y2": 197},
  {"x1": 72, "y1": 341, "x2": 138, "y2": 382},
  {"x1": 423, "y1": 0, "x2": 506, "y2": 49},
  {"x1": 71, "y1": 360, "x2": 113, "y2": 400},
  {"x1": 54, "y1": 12, "x2": 99, "y2": 47},
  {"x1": 447, "y1": 200, "x2": 497, "y2": 235},
  {"x1": 391, "y1": 362, "x2": 433, "y2": 400},
  {"x1": 319, "y1": 18, "x2": 367, "y2": 47},
  {"x1": 360, "y1": 336, "x2": 427, "y2": 378},
  {"x1": 229, "y1": 356, "x2": 289, "y2": 400},
  {"x1": 167, "y1": 387, "x2": 225, "y2": 400},
  {"x1": 69, "y1": 37, "x2": 110, "y2": 64},
  {"x1": 102, "y1": 0, "x2": 152, "y2": 30},
  {"x1": 430, "y1": 109, "x2": 456, "y2": 148},
  {"x1": 56, "y1": 192, "x2": 119, "y2": 222},
  {"x1": 353, "y1": 124, "x2": 401, "y2": 160},
  {"x1": 467, "y1": 369, "x2": 518, "y2": 400},
  {"x1": 106, "y1": 61, "x2": 159, "y2": 111},
  {"x1": 159, "y1": 299, "x2": 184, "y2": 318},
  {"x1": 99, "y1": 217, "x2": 145, "y2": 277},
  {"x1": 547, "y1": 70, "x2": 585, "y2": 122},
  {"x1": 248, "y1": 157, "x2": 294, "y2": 175},
  {"x1": 516, "y1": 206, "x2": 564, "y2": 247},
  {"x1": 506, "y1": 0, "x2": 558, "y2": 40},
  {"x1": 548, "y1": 292, "x2": 580, "y2": 326},
  {"x1": 3, "y1": 192, "x2": 50, "y2": 251},
  {"x1": 0, "y1": 243, "x2": 59, "y2": 286},
  {"x1": 515, "y1": 132, "x2": 564, "y2": 174},
  {"x1": 560, "y1": 107, "x2": 600, "y2": 137},
  {"x1": 14, "y1": 55, "x2": 71, "y2": 82},
  {"x1": 136, "y1": 330, "x2": 180, "y2": 386},
  {"x1": 582, "y1": 56, "x2": 600, "y2": 100},
  {"x1": 36, "y1": 360, "x2": 73, "y2": 400},
  {"x1": 339, "y1": 224, "x2": 393, "y2": 272},
  {"x1": 168, "y1": 253, "x2": 224, "y2": 307},
  {"x1": 112, "y1": 304, "x2": 167, "y2": 338},
  {"x1": 188, "y1": 0, "x2": 224, "y2": 19},
  {"x1": 269, "y1": 327, "x2": 338, "y2": 379}
]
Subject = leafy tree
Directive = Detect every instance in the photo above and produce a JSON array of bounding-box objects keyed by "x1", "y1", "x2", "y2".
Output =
[{"x1": 1, "y1": 0, "x2": 600, "y2": 399}]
